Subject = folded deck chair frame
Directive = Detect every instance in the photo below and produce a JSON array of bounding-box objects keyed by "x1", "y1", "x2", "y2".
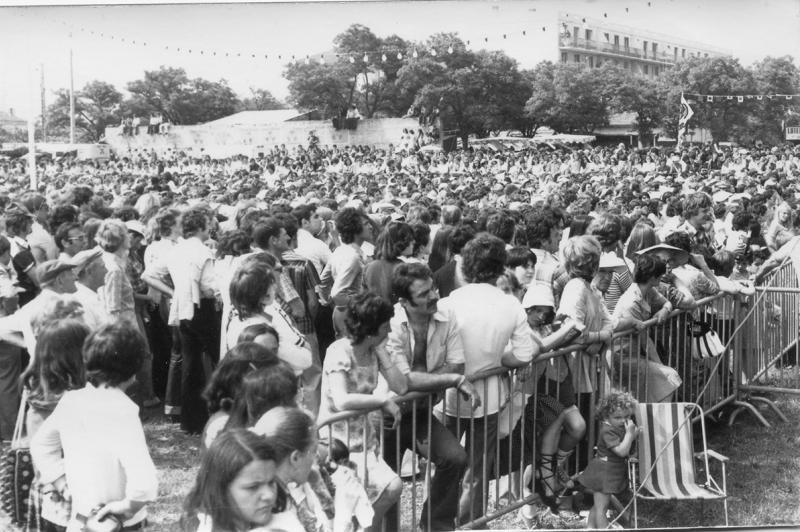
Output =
[{"x1": 629, "y1": 402, "x2": 729, "y2": 527}]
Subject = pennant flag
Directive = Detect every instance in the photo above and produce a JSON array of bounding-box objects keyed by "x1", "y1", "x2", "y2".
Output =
[
  {"x1": 727, "y1": 96, "x2": 733, "y2": 100},
  {"x1": 678, "y1": 94, "x2": 694, "y2": 149},
  {"x1": 768, "y1": 95, "x2": 773, "y2": 99},
  {"x1": 737, "y1": 96, "x2": 743, "y2": 103},
  {"x1": 707, "y1": 96, "x2": 714, "y2": 102},
  {"x1": 757, "y1": 95, "x2": 763, "y2": 100},
  {"x1": 787, "y1": 96, "x2": 793, "y2": 100}
]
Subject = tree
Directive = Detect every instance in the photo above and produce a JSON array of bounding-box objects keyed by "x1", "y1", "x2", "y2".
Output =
[
  {"x1": 659, "y1": 56, "x2": 758, "y2": 143},
  {"x1": 238, "y1": 88, "x2": 286, "y2": 111},
  {"x1": 396, "y1": 34, "x2": 531, "y2": 146},
  {"x1": 46, "y1": 80, "x2": 123, "y2": 142},
  {"x1": 285, "y1": 24, "x2": 410, "y2": 118},
  {"x1": 125, "y1": 66, "x2": 240, "y2": 125},
  {"x1": 614, "y1": 73, "x2": 668, "y2": 145},
  {"x1": 525, "y1": 62, "x2": 610, "y2": 134},
  {"x1": 749, "y1": 56, "x2": 800, "y2": 144}
]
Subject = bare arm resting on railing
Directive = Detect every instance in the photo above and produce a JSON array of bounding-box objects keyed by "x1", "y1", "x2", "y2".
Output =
[{"x1": 754, "y1": 235, "x2": 799, "y2": 284}]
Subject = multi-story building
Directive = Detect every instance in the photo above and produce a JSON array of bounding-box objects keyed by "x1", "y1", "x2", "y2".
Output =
[{"x1": 556, "y1": 12, "x2": 729, "y2": 78}]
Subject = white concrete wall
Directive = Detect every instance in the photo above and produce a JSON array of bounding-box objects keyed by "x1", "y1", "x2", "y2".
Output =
[{"x1": 104, "y1": 117, "x2": 423, "y2": 158}]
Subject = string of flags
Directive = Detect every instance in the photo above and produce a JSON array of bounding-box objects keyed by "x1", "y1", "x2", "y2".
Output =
[
  {"x1": 49, "y1": 17, "x2": 553, "y2": 64},
  {"x1": 684, "y1": 93, "x2": 799, "y2": 102},
  {"x1": 44, "y1": 0, "x2": 667, "y2": 65}
]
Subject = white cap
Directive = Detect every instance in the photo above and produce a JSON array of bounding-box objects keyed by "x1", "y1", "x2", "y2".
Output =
[
  {"x1": 598, "y1": 252, "x2": 627, "y2": 270},
  {"x1": 522, "y1": 284, "x2": 555, "y2": 309}
]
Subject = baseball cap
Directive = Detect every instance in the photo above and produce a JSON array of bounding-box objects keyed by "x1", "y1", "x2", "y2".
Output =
[{"x1": 36, "y1": 259, "x2": 77, "y2": 284}]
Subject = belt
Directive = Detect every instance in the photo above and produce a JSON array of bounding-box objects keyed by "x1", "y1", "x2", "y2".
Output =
[{"x1": 75, "y1": 514, "x2": 148, "y2": 531}]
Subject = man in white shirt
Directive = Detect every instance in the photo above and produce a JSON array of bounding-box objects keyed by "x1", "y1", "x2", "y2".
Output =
[
  {"x1": 292, "y1": 204, "x2": 332, "y2": 276},
  {"x1": 319, "y1": 208, "x2": 373, "y2": 338},
  {"x1": 72, "y1": 247, "x2": 110, "y2": 329},
  {"x1": 385, "y1": 263, "x2": 480, "y2": 532},
  {"x1": 143, "y1": 207, "x2": 220, "y2": 435},
  {"x1": 0, "y1": 259, "x2": 79, "y2": 354},
  {"x1": 441, "y1": 233, "x2": 536, "y2": 527}
]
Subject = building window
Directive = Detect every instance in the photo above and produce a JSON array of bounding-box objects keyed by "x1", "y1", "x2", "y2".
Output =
[
  {"x1": 561, "y1": 53, "x2": 567, "y2": 63},
  {"x1": 574, "y1": 27, "x2": 579, "y2": 43},
  {"x1": 654, "y1": 66, "x2": 659, "y2": 76},
  {"x1": 705, "y1": 53, "x2": 709, "y2": 58},
  {"x1": 585, "y1": 29, "x2": 592, "y2": 40},
  {"x1": 682, "y1": 48, "x2": 686, "y2": 57},
  {"x1": 588, "y1": 56, "x2": 594, "y2": 68},
  {"x1": 624, "y1": 61, "x2": 629, "y2": 69},
  {"x1": 596, "y1": 58, "x2": 602, "y2": 67},
  {"x1": 624, "y1": 37, "x2": 629, "y2": 49},
  {"x1": 644, "y1": 65, "x2": 649, "y2": 75},
  {"x1": 614, "y1": 35, "x2": 620, "y2": 47},
  {"x1": 574, "y1": 54, "x2": 581, "y2": 63},
  {"x1": 643, "y1": 40, "x2": 648, "y2": 57}
]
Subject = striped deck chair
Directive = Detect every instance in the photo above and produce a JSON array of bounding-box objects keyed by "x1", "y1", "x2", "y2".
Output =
[{"x1": 629, "y1": 403, "x2": 729, "y2": 527}]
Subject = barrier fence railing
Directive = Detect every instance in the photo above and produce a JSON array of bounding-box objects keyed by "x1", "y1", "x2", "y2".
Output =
[
  {"x1": 316, "y1": 289, "x2": 749, "y2": 530},
  {"x1": 730, "y1": 260, "x2": 799, "y2": 426}
]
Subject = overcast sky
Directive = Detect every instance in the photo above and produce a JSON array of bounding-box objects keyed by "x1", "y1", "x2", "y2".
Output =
[{"x1": 1, "y1": 0, "x2": 799, "y2": 121}]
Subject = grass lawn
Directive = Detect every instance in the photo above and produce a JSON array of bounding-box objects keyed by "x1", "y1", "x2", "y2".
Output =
[{"x1": 4, "y1": 390, "x2": 800, "y2": 531}]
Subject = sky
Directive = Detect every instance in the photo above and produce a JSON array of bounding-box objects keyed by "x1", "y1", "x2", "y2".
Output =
[{"x1": 0, "y1": 0, "x2": 799, "y2": 121}]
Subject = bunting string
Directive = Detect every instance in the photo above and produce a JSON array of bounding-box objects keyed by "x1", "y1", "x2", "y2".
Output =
[
  {"x1": 47, "y1": 17, "x2": 556, "y2": 64},
  {"x1": 38, "y1": 0, "x2": 681, "y2": 65},
  {"x1": 684, "y1": 93, "x2": 800, "y2": 102}
]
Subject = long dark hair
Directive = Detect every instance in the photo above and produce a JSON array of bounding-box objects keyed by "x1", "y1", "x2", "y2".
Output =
[
  {"x1": 21, "y1": 319, "x2": 90, "y2": 399},
  {"x1": 182, "y1": 429, "x2": 286, "y2": 532}
]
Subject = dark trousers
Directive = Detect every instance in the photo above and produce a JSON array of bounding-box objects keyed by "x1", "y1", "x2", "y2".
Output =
[
  {"x1": 314, "y1": 304, "x2": 335, "y2": 362},
  {"x1": 178, "y1": 299, "x2": 220, "y2": 434},
  {"x1": 165, "y1": 325, "x2": 183, "y2": 415},
  {"x1": 147, "y1": 303, "x2": 172, "y2": 398},
  {"x1": 0, "y1": 343, "x2": 21, "y2": 440},
  {"x1": 444, "y1": 413, "x2": 499, "y2": 527},
  {"x1": 383, "y1": 409, "x2": 467, "y2": 532}
]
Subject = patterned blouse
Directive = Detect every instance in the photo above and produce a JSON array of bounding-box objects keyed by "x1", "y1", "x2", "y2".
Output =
[{"x1": 320, "y1": 339, "x2": 381, "y2": 453}]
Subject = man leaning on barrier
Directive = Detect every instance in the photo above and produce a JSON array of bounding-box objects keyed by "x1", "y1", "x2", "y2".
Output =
[{"x1": 383, "y1": 262, "x2": 480, "y2": 532}]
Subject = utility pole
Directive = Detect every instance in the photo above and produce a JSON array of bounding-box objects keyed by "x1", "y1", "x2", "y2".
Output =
[
  {"x1": 69, "y1": 36, "x2": 75, "y2": 145},
  {"x1": 40, "y1": 64, "x2": 46, "y2": 143}
]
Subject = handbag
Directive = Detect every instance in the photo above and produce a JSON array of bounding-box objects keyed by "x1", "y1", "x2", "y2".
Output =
[
  {"x1": 689, "y1": 319, "x2": 726, "y2": 360},
  {"x1": 0, "y1": 389, "x2": 33, "y2": 525},
  {"x1": 82, "y1": 505, "x2": 122, "y2": 532}
]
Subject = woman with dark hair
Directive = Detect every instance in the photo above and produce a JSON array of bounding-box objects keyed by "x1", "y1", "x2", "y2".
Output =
[
  {"x1": 319, "y1": 292, "x2": 407, "y2": 529},
  {"x1": 612, "y1": 254, "x2": 681, "y2": 403},
  {"x1": 624, "y1": 223, "x2": 659, "y2": 270},
  {"x1": 427, "y1": 224, "x2": 454, "y2": 273},
  {"x1": 252, "y1": 407, "x2": 361, "y2": 532},
  {"x1": 567, "y1": 214, "x2": 592, "y2": 240},
  {"x1": 22, "y1": 319, "x2": 90, "y2": 531},
  {"x1": 182, "y1": 429, "x2": 282, "y2": 532},
  {"x1": 31, "y1": 323, "x2": 158, "y2": 532},
  {"x1": 226, "y1": 261, "x2": 311, "y2": 374},
  {"x1": 200, "y1": 342, "x2": 281, "y2": 455},
  {"x1": 407, "y1": 221, "x2": 431, "y2": 264},
  {"x1": 364, "y1": 222, "x2": 414, "y2": 304},
  {"x1": 223, "y1": 362, "x2": 299, "y2": 432}
]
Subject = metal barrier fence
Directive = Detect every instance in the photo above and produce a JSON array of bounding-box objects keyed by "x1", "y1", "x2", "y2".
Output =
[
  {"x1": 316, "y1": 292, "x2": 744, "y2": 530},
  {"x1": 732, "y1": 261, "x2": 799, "y2": 426}
]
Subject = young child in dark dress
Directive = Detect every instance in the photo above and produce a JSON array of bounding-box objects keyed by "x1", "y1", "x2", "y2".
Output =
[{"x1": 578, "y1": 390, "x2": 641, "y2": 529}]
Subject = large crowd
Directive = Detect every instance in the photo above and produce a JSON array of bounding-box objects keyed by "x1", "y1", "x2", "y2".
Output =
[{"x1": 1, "y1": 137, "x2": 800, "y2": 532}]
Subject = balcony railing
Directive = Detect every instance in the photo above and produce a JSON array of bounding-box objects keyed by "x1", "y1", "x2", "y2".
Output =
[{"x1": 561, "y1": 37, "x2": 677, "y2": 64}]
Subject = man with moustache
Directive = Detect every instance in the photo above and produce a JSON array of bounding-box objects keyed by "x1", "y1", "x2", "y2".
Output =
[{"x1": 383, "y1": 262, "x2": 480, "y2": 532}]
